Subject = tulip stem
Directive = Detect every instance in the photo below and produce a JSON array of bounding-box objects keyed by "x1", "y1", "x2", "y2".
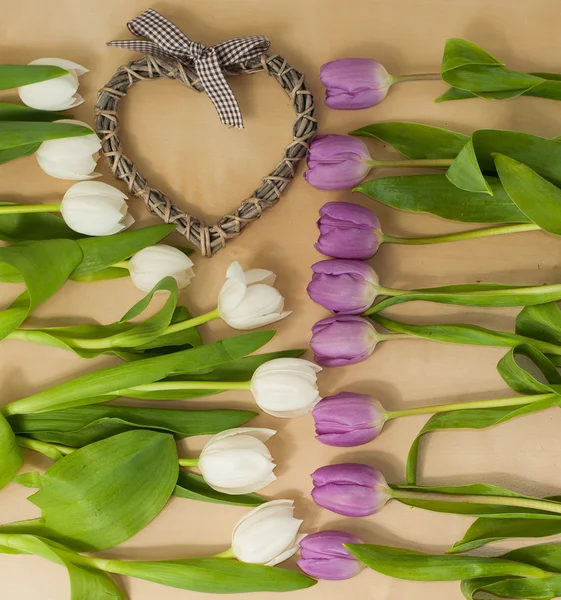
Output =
[
  {"x1": 381, "y1": 223, "x2": 541, "y2": 245},
  {"x1": 16, "y1": 436, "x2": 76, "y2": 457},
  {"x1": 368, "y1": 158, "x2": 455, "y2": 169},
  {"x1": 212, "y1": 547, "x2": 236, "y2": 559},
  {"x1": 163, "y1": 308, "x2": 222, "y2": 335},
  {"x1": 112, "y1": 259, "x2": 130, "y2": 269},
  {"x1": 0, "y1": 203, "x2": 62, "y2": 215},
  {"x1": 386, "y1": 392, "x2": 557, "y2": 420},
  {"x1": 390, "y1": 486, "x2": 561, "y2": 515},
  {"x1": 178, "y1": 457, "x2": 200, "y2": 467},
  {"x1": 391, "y1": 72, "x2": 442, "y2": 83}
]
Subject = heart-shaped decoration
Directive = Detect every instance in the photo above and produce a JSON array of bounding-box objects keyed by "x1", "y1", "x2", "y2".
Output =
[{"x1": 95, "y1": 53, "x2": 317, "y2": 256}]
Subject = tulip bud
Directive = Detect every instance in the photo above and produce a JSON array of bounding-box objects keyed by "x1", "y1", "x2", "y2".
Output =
[
  {"x1": 36, "y1": 119, "x2": 101, "y2": 180},
  {"x1": 218, "y1": 262, "x2": 291, "y2": 330},
  {"x1": 198, "y1": 428, "x2": 276, "y2": 495},
  {"x1": 313, "y1": 392, "x2": 387, "y2": 447},
  {"x1": 129, "y1": 245, "x2": 195, "y2": 293},
  {"x1": 320, "y1": 59, "x2": 392, "y2": 110},
  {"x1": 250, "y1": 358, "x2": 322, "y2": 418},
  {"x1": 60, "y1": 181, "x2": 134, "y2": 236},
  {"x1": 311, "y1": 463, "x2": 391, "y2": 517},
  {"x1": 316, "y1": 201, "x2": 383, "y2": 260},
  {"x1": 298, "y1": 530, "x2": 365, "y2": 580},
  {"x1": 307, "y1": 259, "x2": 379, "y2": 314},
  {"x1": 18, "y1": 58, "x2": 87, "y2": 111},
  {"x1": 232, "y1": 499, "x2": 304, "y2": 566},
  {"x1": 311, "y1": 315, "x2": 379, "y2": 367},
  {"x1": 304, "y1": 135, "x2": 371, "y2": 190}
]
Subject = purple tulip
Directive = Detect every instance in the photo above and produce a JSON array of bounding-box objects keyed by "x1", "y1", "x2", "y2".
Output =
[
  {"x1": 304, "y1": 135, "x2": 372, "y2": 190},
  {"x1": 311, "y1": 315, "x2": 378, "y2": 367},
  {"x1": 313, "y1": 392, "x2": 387, "y2": 447},
  {"x1": 298, "y1": 530, "x2": 365, "y2": 580},
  {"x1": 316, "y1": 202, "x2": 383, "y2": 260},
  {"x1": 320, "y1": 58, "x2": 392, "y2": 110},
  {"x1": 307, "y1": 259, "x2": 379, "y2": 314},
  {"x1": 311, "y1": 463, "x2": 390, "y2": 517}
]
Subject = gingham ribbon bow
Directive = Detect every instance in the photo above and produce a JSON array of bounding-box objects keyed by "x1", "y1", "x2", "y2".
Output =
[{"x1": 108, "y1": 9, "x2": 270, "y2": 128}]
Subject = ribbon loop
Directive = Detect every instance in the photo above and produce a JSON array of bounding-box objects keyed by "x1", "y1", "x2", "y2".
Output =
[{"x1": 108, "y1": 8, "x2": 270, "y2": 128}]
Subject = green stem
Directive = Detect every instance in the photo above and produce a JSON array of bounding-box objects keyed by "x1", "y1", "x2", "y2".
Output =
[
  {"x1": 212, "y1": 547, "x2": 236, "y2": 559},
  {"x1": 368, "y1": 158, "x2": 455, "y2": 169},
  {"x1": 178, "y1": 458, "x2": 200, "y2": 467},
  {"x1": 0, "y1": 203, "x2": 62, "y2": 215},
  {"x1": 391, "y1": 73, "x2": 442, "y2": 83},
  {"x1": 382, "y1": 223, "x2": 541, "y2": 245},
  {"x1": 163, "y1": 308, "x2": 221, "y2": 335},
  {"x1": 116, "y1": 379, "x2": 252, "y2": 396},
  {"x1": 386, "y1": 392, "x2": 556, "y2": 420},
  {"x1": 391, "y1": 487, "x2": 561, "y2": 516},
  {"x1": 16, "y1": 436, "x2": 75, "y2": 457},
  {"x1": 112, "y1": 259, "x2": 130, "y2": 270}
]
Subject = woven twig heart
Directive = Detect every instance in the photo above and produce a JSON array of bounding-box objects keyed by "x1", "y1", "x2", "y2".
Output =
[{"x1": 95, "y1": 53, "x2": 317, "y2": 256}]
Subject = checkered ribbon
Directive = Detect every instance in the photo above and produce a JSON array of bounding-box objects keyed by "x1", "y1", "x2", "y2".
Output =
[{"x1": 108, "y1": 9, "x2": 270, "y2": 128}]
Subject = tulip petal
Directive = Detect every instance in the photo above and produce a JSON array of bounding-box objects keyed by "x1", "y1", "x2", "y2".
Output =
[
  {"x1": 224, "y1": 311, "x2": 292, "y2": 331},
  {"x1": 244, "y1": 268, "x2": 276, "y2": 286}
]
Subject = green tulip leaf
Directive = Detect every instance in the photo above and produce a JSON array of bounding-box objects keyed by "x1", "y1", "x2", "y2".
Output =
[
  {"x1": 0, "y1": 143, "x2": 42, "y2": 165},
  {"x1": 451, "y1": 507, "x2": 561, "y2": 554},
  {"x1": 70, "y1": 224, "x2": 176, "y2": 280},
  {"x1": 369, "y1": 314, "x2": 561, "y2": 356},
  {"x1": 0, "y1": 239, "x2": 82, "y2": 340},
  {"x1": 0, "y1": 203, "x2": 83, "y2": 243},
  {"x1": 106, "y1": 557, "x2": 317, "y2": 593},
  {"x1": 132, "y1": 305, "x2": 202, "y2": 351},
  {"x1": 345, "y1": 543, "x2": 547, "y2": 581},
  {"x1": 468, "y1": 575, "x2": 561, "y2": 600},
  {"x1": 391, "y1": 483, "x2": 561, "y2": 518},
  {"x1": 435, "y1": 87, "x2": 478, "y2": 102},
  {"x1": 446, "y1": 138, "x2": 492, "y2": 194},
  {"x1": 0, "y1": 103, "x2": 68, "y2": 122},
  {"x1": 10, "y1": 405, "x2": 257, "y2": 447},
  {"x1": 0, "y1": 412, "x2": 23, "y2": 490},
  {"x1": 405, "y1": 399, "x2": 558, "y2": 485},
  {"x1": 0, "y1": 534, "x2": 126, "y2": 600},
  {"x1": 174, "y1": 471, "x2": 266, "y2": 507},
  {"x1": 349, "y1": 122, "x2": 469, "y2": 158},
  {"x1": 3, "y1": 330, "x2": 275, "y2": 415},
  {"x1": 497, "y1": 343, "x2": 561, "y2": 394},
  {"x1": 368, "y1": 282, "x2": 561, "y2": 314},
  {"x1": 0, "y1": 65, "x2": 68, "y2": 89},
  {"x1": 493, "y1": 153, "x2": 561, "y2": 235},
  {"x1": 0, "y1": 121, "x2": 92, "y2": 151},
  {"x1": 24, "y1": 430, "x2": 178, "y2": 551},
  {"x1": 354, "y1": 174, "x2": 529, "y2": 223}
]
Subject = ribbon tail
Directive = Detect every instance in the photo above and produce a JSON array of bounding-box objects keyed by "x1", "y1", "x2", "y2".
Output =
[{"x1": 196, "y1": 52, "x2": 244, "y2": 129}]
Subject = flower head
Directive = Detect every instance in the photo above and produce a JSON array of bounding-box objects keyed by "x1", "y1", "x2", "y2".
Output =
[
  {"x1": 316, "y1": 201, "x2": 383, "y2": 259},
  {"x1": 313, "y1": 392, "x2": 387, "y2": 446},
  {"x1": 304, "y1": 135, "x2": 371, "y2": 190},
  {"x1": 129, "y1": 245, "x2": 195, "y2": 292},
  {"x1": 60, "y1": 181, "x2": 134, "y2": 236},
  {"x1": 19, "y1": 58, "x2": 87, "y2": 111},
  {"x1": 232, "y1": 499, "x2": 304, "y2": 566},
  {"x1": 298, "y1": 530, "x2": 365, "y2": 580},
  {"x1": 307, "y1": 259, "x2": 379, "y2": 314},
  {"x1": 320, "y1": 58, "x2": 392, "y2": 110},
  {"x1": 311, "y1": 463, "x2": 391, "y2": 517},
  {"x1": 198, "y1": 427, "x2": 276, "y2": 495},
  {"x1": 311, "y1": 315, "x2": 379, "y2": 366},
  {"x1": 250, "y1": 358, "x2": 322, "y2": 418},
  {"x1": 36, "y1": 119, "x2": 101, "y2": 180},
  {"x1": 218, "y1": 262, "x2": 290, "y2": 330}
]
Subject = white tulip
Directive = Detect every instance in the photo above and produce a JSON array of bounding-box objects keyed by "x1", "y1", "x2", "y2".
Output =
[
  {"x1": 198, "y1": 428, "x2": 276, "y2": 495},
  {"x1": 250, "y1": 358, "x2": 322, "y2": 419},
  {"x1": 129, "y1": 245, "x2": 195, "y2": 293},
  {"x1": 36, "y1": 119, "x2": 101, "y2": 180},
  {"x1": 232, "y1": 499, "x2": 304, "y2": 566},
  {"x1": 60, "y1": 181, "x2": 134, "y2": 236},
  {"x1": 217, "y1": 261, "x2": 291, "y2": 330},
  {"x1": 19, "y1": 58, "x2": 87, "y2": 111}
]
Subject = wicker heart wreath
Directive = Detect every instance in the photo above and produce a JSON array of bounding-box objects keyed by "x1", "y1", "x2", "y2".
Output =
[{"x1": 95, "y1": 9, "x2": 317, "y2": 256}]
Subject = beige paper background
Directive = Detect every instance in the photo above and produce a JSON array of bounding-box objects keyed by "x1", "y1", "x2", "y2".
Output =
[{"x1": 1, "y1": 0, "x2": 561, "y2": 598}]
